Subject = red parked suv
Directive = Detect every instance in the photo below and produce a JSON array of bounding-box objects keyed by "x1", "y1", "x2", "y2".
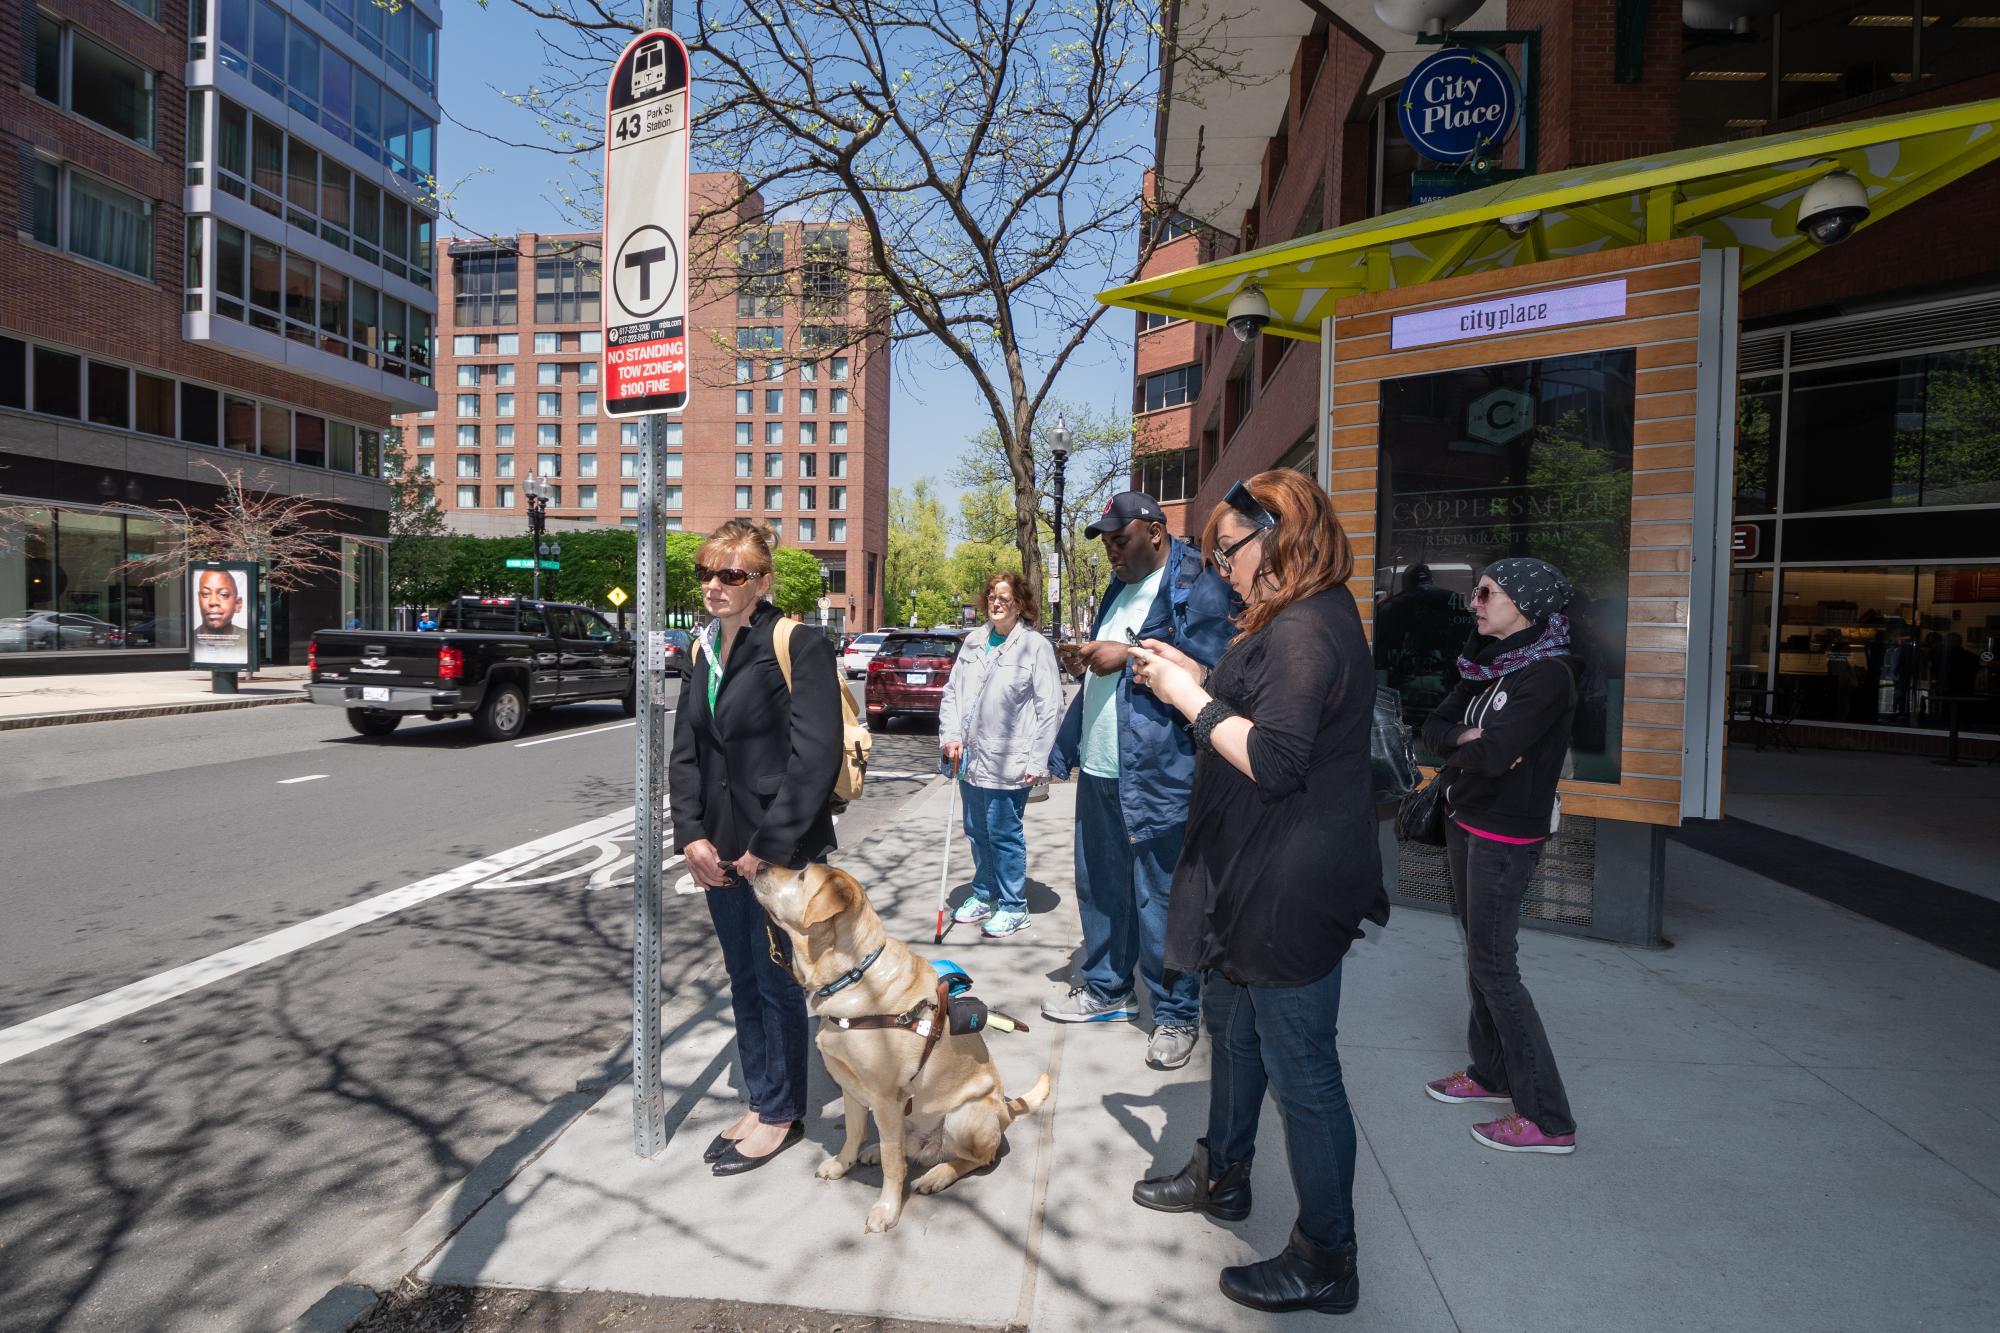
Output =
[{"x1": 864, "y1": 629, "x2": 967, "y2": 732}]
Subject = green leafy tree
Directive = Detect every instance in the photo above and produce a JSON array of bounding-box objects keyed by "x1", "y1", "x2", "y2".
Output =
[
  {"x1": 383, "y1": 430, "x2": 455, "y2": 610},
  {"x1": 884, "y1": 479, "x2": 956, "y2": 627},
  {"x1": 951, "y1": 401, "x2": 1133, "y2": 634},
  {"x1": 771, "y1": 545, "x2": 823, "y2": 618}
]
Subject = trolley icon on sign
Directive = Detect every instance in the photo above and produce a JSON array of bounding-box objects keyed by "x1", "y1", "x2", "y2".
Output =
[{"x1": 631, "y1": 41, "x2": 668, "y2": 98}]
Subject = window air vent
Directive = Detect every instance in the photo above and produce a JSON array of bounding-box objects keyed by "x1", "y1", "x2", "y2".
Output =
[
  {"x1": 1788, "y1": 296, "x2": 2000, "y2": 367},
  {"x1": 1740, "y1": 334, "x2": 1784, "y2": 373}
]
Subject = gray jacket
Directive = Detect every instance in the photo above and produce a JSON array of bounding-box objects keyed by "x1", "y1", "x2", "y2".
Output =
[{"x1": 937, "y1": 621, "x2": 1063, "y2": 790}]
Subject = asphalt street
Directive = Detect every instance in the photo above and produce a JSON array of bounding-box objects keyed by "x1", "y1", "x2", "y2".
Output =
[{"x1": 0, "y1": 686, "x2": 946, "y2": 1333}]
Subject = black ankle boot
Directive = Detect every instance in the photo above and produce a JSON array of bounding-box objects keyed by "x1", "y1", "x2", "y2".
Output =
[
  {"x1": 1218, "y1": 1225, "x2": 1358, "y2": 1315},
  {"x1": 1131, "y1": 1139, "x2": 1252, "y2": 1221}
]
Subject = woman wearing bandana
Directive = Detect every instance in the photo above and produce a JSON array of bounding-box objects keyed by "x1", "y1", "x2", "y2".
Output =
[{"x1": 1420, "y1": 558, "x2": 1580, "y2": 1155}]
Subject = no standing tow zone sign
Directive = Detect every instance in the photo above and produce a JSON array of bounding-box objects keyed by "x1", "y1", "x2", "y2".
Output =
[{"x1": 602, "y1": 29, "x2": 691, "y2": 417}]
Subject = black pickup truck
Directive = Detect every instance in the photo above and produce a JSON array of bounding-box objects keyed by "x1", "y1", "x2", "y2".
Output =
[{"x1": 308, "y1": 596, "x2": 637, "y2": 741}]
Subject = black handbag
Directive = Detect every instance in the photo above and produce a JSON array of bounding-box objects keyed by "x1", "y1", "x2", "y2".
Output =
[
  {"x1": 1395, "y1": 769, "x2": 1450, "y2": 846},
  {"x1": 1371, "y1": 686, "x2": 1417, "y2": 800}
]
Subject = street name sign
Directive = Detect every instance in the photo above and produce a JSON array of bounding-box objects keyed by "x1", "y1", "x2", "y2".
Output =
[
  {"x1": 602, "y1": 29, "x2": 691, "y2": 417},
  {"x1": 504, "y1": 558, "x2": 561, "y2": 570}
]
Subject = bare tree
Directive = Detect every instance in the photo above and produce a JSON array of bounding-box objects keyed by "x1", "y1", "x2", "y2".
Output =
[
  {"x1": 483, "y1": 0, "x2": 1236, "y2": 596},
  {"x1": 111, "y1": 461, "x2": 353, "y2": 594}
]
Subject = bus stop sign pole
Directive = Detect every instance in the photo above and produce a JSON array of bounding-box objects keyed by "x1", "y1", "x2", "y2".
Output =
[{"x1": 603, "y1": 0, "x2": 688, "y2": 1159}]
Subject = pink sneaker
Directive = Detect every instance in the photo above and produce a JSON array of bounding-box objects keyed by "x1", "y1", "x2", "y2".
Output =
[
  {"x1": 1424, "y1": 1070, "x2": 1509, "y2": 1105},
  {"x1": 1471, "y1": 1114, "x2": 1576, "y2": 1155}
]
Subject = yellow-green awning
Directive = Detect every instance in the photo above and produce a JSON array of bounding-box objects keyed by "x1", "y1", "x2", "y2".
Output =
[{"x1": 1100, "y1": 99, "x2": 2000, "y2": 341}]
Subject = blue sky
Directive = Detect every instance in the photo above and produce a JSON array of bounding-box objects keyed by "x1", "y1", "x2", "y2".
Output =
[{"x1": 436, "y1": 0, "x2": 1140, "y2": 505}]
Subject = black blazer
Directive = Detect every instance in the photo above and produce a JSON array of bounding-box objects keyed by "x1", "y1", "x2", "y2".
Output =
[{"x1": 669, "y1": 602, "x2": 842, "y2": 868}]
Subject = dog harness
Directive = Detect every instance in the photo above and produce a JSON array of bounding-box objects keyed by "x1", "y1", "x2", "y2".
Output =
[{"x1": 816, "y1": 961, "x2": 1032, "y2": 1114}]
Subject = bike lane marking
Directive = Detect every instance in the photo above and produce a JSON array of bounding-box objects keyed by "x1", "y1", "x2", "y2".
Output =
[{"x1": 0, "y1": 807, "x2": 638, "y2": 1068}]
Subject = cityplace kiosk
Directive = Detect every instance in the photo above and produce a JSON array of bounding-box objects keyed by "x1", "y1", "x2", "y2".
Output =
[{"x1": 1100, "y1": 99, "x2": 2000, "y2": 946}]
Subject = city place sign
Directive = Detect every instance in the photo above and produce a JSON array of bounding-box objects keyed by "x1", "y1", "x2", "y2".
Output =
[
  {"x1": 1396, "y1": 47, "x2": 1520, "y2": 165},
  {"x1": 1389, "y1": 278, "x2": 1629, "y2": 351}
]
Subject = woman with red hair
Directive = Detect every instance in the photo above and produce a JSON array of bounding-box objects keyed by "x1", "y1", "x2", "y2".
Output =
[{"x1": 1126, "y1": 469, "x2": 1388, "y2": 1316}]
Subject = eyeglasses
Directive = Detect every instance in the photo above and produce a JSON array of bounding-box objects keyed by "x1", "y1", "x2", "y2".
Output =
[
  {"x1": 1214, "y1": 527, "x2": 1265, "y2": 577},
  {"x1": 1471, "y1": 585, "x2": 1497, "y2": 605},
  {"x1": 988, "y1": 594, "x2": 1017, "y2": 607},
  {"x1": 696, "y1": 565, "x2": 758, "y2": 587}
]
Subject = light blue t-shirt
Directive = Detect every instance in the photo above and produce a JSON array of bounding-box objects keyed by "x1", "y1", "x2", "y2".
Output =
[{"x1": 1080, "y1": 564, "x2": 1166, "y2": 779}]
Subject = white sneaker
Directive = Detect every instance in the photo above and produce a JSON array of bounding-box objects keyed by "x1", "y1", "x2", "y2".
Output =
[{"x1": 953, "y1": 896, "x2": 995, "y2": 925}]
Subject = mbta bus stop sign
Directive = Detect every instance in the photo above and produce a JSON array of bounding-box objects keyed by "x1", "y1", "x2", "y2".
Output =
[{"x1": 602, "y1": 29, "x2": 690, "y2": 417}]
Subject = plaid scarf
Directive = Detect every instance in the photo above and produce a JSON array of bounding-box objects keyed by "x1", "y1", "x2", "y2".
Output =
[{"x1": 1456, "y1": 613, "x2": 1571, "y2": 682}]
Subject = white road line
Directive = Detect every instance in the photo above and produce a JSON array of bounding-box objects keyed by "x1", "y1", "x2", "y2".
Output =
[
  {"x1": 0, "y1": 807, "x2": 637, "y2": 1068},
  {"x1": 277, "y1": 774, "x2": 329, "y2": 785},
  {"x1": 513, "y1": 716, "x2": 666, "y2": 748}
]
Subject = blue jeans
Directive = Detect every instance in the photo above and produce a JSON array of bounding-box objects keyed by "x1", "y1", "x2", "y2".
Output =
[
  {"x1": 703, "y1": 880, "x2": 809, "y2": 1125},
  {"x1": 962, "y1": 781, "x2": 1030, "y2": 912},
  {"x1": 1204, "y1": 965, "x2": 1358, "y2": 1253},
  {"x1": 1074, "y1": 772, "x2": 1200, "y2": 1026}
]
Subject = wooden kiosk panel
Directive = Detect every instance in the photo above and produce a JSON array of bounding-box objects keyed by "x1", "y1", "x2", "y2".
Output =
[{"x1": 1333, "y1": 239, "x2": 1716, "y2": 828}]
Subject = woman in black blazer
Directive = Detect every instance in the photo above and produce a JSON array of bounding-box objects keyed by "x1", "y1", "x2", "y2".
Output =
[{"x1": 669, "y1": 519, "x2": 842, "y2": 1176}]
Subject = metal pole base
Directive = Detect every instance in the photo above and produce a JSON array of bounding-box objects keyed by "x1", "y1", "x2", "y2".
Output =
[{"x1": 211, "y1": 671, "x2": 239, "y2": 694}]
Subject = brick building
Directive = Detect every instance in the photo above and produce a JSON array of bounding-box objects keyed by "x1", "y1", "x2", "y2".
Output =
[
  {"x1": 1, "y1": 0, "x2": 442, "y2": 671},
  {"x1": 406, "y1": 176, "x2": 891, "y2": 630},
  {"x1": 1135, "y1": 1, "x2": 2000, "y2": 751}
]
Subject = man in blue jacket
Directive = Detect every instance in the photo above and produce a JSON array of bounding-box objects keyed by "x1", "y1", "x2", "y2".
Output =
[{"x1": 1045, "y1": 492, "x2": 1236, "y2": 1069}]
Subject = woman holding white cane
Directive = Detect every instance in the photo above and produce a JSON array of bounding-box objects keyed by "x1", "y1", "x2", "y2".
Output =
[{"x1": 937, "y1": 572, "x2": 1064, "y2": 938}]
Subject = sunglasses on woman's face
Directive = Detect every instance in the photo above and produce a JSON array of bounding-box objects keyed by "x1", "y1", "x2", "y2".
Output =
[
  {"x1": 1214, "y1": 527, "x2": 1264, "y2": 577},
  {"x1": 1472, "y1": 584, "x2": 1499, "y2": 605},
  {"x1": 697, "y1": 565, "x2": 757, "y2": 587}
]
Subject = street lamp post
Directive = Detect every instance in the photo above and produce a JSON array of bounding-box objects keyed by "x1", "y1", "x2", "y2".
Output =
[
  {"x1": 1050, "y1": 414, "x2": 1071, "y2": 640},
  {"x1": 524, "y1": 475, "x2": 551, "y2": 600},
  {"x1": 817, "y1": 561, "x2": 831, "y2": 630}
]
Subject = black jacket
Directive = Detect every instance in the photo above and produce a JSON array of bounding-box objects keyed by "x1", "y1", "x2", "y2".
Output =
[
  {"x1": 670, "y1": 602, "x2": 841, "y2": 868},
  {"x1": 1422, "y1": 631, "x2": 1578, "y2": 840},
  {"x1": 1164, "y1": 585, "x2": 1388, "y2": 988}
]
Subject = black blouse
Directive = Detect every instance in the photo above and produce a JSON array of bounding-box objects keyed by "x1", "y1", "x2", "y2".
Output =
[{"x1": 1163, "y1": 585, "x2": 1389, "y2": 988}]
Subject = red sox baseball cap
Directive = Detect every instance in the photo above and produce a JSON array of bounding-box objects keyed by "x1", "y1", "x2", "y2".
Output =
[{"x1": 1085, "y1": 491, "x2": 1169, "y2": 538}]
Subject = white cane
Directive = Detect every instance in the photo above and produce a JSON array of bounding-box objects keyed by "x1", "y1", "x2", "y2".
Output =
[{"x1": 932, "y1": 752, "x2": 961, "y2": 944}]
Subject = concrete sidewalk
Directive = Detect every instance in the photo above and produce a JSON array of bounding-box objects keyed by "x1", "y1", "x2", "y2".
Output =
[
  {"x1": 0, "y1": 666, "x2": 308, "y2": 728},
  {"x1": 380, "y1": 773, "x2": 2000, "y2": 1332}
]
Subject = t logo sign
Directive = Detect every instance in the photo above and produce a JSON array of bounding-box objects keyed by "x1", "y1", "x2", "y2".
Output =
[
  {"x1": 625, "y1": 246, "x2": 669, "y2": 300},
  {"x1": 613, "y1": 225, "x2": 679, "y2": 320}
]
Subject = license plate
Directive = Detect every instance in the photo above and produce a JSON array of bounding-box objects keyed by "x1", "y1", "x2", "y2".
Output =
[
  {"x1": 363, "y1": 687, "x2": 391, "y2": 703},
  {"x1": 905, "y1": 671, "x2": 930, "y2": 685}
]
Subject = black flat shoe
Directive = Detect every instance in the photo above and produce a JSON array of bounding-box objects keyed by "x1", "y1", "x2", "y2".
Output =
[
  {"x1": 710, "y1": 1120, "x2": 805, "y2": 1177},
  {"x1": 702, "y1": 1132, "x2": 736, "y2": 1164}
]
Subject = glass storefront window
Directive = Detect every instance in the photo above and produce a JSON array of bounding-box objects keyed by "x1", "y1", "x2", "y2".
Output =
[
  {"x1": 124, "y1": 517, "x2": 186, "y2": 648},
  {"x1": 341, "y1": 538, "x2": 387, "y2": 629},
  {"x1": 1785, "y1": 348, "x2": 2000, "y2": 513},
  {"x1": 1771, "y1": 565, "x2": 2000, "y2": 731},
  {"x1": 1374, "y1": 349, "x2": 1636, "y2": 782},
  {"x1": 1736, "y1": 376, "x2": 1780, "y2": 516},
  {"x1": 1727, "y1": 568, "x2": 1773, "y2": 692}
]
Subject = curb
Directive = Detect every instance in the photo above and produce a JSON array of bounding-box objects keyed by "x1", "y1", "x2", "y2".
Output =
[{"x1": 0, "y1": 694, "x2": 308, "y2": 730}]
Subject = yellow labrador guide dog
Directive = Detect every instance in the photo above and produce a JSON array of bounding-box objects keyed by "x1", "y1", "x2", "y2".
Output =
[{"x1": 753, "y1": 863, "x2": 1051, "y2": 1233}]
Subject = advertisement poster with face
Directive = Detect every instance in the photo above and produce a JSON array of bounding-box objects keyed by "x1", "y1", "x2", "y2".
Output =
[{"x1": 189, "y1": 563, "x2": 258, "y2": 671}]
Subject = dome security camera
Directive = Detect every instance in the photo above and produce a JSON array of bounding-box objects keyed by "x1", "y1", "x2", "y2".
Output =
[
  {"x1": 1226, "y1": 287, "x2": 1272, "y2": 343},
  {"x1": 1797, "y1": 170, "x2": 1870, "y2": 248}
]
